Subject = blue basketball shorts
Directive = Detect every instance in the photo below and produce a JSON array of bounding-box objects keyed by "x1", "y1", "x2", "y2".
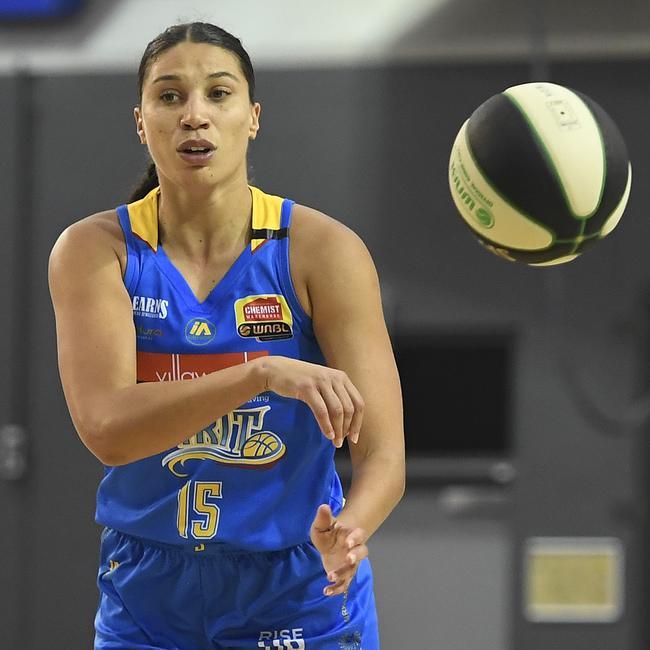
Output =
[{"x1": 94, "y1": 527, "x2": 379, "y2": 649}]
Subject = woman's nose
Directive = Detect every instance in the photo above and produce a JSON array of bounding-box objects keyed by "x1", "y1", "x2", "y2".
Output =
[{"x1": 180, "y1": 96, "x2": 210, "y2": 130}]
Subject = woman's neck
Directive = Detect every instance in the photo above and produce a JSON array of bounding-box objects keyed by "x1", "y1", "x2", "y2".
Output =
[{"x1": 156, "y1": 176, "x2": 252, "y2": 260}]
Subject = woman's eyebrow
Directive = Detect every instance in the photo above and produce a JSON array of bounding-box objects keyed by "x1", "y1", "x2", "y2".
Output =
[
  {"x1": 151, "y1": 71, "x2": 240, "y2": 84},
  {"x1": 207, "y1": 71, "x2": 240, "y2": 82}
]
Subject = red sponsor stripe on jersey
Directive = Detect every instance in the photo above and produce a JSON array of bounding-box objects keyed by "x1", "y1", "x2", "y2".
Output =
[{"x1": 137, "y1": 350, "x2": 269, "y2": 383}]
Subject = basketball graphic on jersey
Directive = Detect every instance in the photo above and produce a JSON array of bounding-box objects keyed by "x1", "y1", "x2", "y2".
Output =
[
  {"x1": 242, "y1": 431, "x2": 283, "y2": 460},
  {"x1": 161, "y1": 406, "x2": 287, "y2": 475}
]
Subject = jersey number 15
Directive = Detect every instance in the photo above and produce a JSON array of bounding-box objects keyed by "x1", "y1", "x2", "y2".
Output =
[{"x1": 177, "y1": 481, "x2": 222, "y2": 539}]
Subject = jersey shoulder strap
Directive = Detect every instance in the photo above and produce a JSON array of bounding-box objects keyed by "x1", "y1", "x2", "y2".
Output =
[
  {"x1": 250, "y1": 185, "x2": 293, "y2": 251},
  {"x1": 115, "y1": 186, "x2": 160, "y2": 293}
]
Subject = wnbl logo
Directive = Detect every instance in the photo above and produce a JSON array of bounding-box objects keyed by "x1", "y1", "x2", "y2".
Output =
[{"x1": 258, "y1": 628, "x2": 305, "y2": 649}]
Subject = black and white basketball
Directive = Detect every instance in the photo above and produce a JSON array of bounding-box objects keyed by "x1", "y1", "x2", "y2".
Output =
[{"x1": 448, "y1": 82, "x2": 632, "y2": 265}]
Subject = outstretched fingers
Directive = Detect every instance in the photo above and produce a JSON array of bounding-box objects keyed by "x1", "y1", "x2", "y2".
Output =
[{"x1": 324, "y1": 529, "x2": 369, "y2": 596}]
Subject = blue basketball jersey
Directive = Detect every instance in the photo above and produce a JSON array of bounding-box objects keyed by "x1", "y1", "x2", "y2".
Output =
[{"x1": 95, "y1": 186, "x2": 345, "y2": 551}]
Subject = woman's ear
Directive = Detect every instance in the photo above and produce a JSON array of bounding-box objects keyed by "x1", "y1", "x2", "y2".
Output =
[
  {"x1": 249, "y1": 102, "x2": 261, "y2": 140},
  {"x1": 134, "y1": 106, "x2": 146, "y2": 144}
]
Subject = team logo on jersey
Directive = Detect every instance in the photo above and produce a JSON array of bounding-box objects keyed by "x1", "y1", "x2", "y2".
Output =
[
  {"x1": 184, "y1": 318, "x2": 216, "y2": 345},
  {"x1": 132, "y1": 295, "x2": 169, "y2": 319},
  {"x1": 162, "y1": 405, "x2": 286, "y2": 475},
  {"x1": 235, "y1": 295, "x2": 293, "y2": 341}
]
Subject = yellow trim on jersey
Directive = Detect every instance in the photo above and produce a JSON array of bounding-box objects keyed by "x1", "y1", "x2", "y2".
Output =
[
  {"x1": 125, "y1": 185, "x2": 284, "y2": 253},
  {"x1": 128, "y1": 186, "x2": 160, "y2": 251},
  {"x1": 250, "y1": 185, "x2": 284, "y2": 251}
]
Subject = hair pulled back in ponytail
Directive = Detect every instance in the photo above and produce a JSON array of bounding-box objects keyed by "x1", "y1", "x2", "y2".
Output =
[
  {"x1": 129, "y1": 161, "x2": 159, "y2": 203},
  {"x1": 127, "y1": 22, "x2": 256, "y2": 202}
]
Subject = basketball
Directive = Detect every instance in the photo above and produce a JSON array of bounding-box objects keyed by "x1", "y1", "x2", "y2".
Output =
[
  {"x1": 448, "y1": 82, "x2": 632, "y2": 265},
  {"x1": 242, "y1": 431, "x2": 282, "y2": 459}
]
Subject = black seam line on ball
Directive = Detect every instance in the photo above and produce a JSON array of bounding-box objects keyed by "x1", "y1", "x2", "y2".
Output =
[
  {"x1": 555, "y1": 230, "x2": 600, "y2": 244},
  {"x1": 461, "y1": 124, "x2": 556, "y2": 243},
  {"x1": 467, "y1": 93, "x2": 585, "y2": 240},
  {"x1": 569, "y1": 220, "x2": 587, "y2": 254},
  {"x1": 572, "y1": 90, "x2": 631, "y2": 236},
  {"x1": 503, "y1": 91, "x2": 606, "y2": 221},
  {"x1": 476, "y1": 227, "x2": 599, "y2": 253}
]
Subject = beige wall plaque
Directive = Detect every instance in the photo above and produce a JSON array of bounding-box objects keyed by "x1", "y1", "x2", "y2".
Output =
[{"x1": 524, "y1": 537, "x2": 624, "y2": 623}]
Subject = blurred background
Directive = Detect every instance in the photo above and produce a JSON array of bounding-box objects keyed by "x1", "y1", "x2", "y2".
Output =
[{"x1": 0, "y1": 0, "x2": 648, "y2": 648}]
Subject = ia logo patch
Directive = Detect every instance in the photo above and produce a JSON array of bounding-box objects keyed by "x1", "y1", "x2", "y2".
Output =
[{"x1": 185, "y1": 318, "x2": 216, "y2": 346}]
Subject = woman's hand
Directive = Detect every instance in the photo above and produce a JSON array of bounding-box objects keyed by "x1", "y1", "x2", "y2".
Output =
[
  {"x1": 260, "y1": 356, "x2": 364, "y2": 448},
  {"x1": 310, "y1": 504, "x2": 368, "y2": 597}
]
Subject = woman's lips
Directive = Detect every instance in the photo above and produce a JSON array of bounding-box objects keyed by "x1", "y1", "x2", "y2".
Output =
[
  {"x1": 176, "y1": 138, "x2": 216, "y2": 165},
  {"x1": 177, "y1": 149, "x2": 215, "y2": 165}
]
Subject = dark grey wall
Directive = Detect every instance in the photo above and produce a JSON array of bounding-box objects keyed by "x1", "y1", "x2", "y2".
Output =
[
  {"x1": 0, "y1": 58, "x2": 647, "y2": 649},
  {"x1": 8, "y1": 73, "x2": 145, "y2": 649},
  {"x1": 0, "y1": 73, "x2": 20, "y2": 650},
  {"x1": 29, "y1": 74, "x2": 145, "y2": 648}
]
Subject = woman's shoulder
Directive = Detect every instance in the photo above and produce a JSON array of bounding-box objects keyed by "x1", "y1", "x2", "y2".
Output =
[
  {"x1": 288, "y1": 203, "x2": 375, "y2": 317},
  {"x1": 290, "y1": 203, "x2": 369, "y2": 265},
  {"x1": 55, "y1": 209, "x2": 121, "y2": 243},
  {"x1": 50, "y1": 209, "x2": 127, "y2": 275}
]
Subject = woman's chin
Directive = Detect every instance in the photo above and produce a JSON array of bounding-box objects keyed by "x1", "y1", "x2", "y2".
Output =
[{"x1": 167, "y1": 165, "x2": 245, "y2": 192}]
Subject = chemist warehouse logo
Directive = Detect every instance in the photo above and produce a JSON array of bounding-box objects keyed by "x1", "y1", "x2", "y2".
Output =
[{"x1": 235, "y1": 295, "x2": 293, "y2": 341}]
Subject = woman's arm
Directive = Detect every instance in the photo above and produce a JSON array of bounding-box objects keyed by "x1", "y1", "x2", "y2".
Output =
[
  {"x1": 49, "y1": 214, "x2": 361, "y2": 466},
  {"x1": 293, "y1": 205, "x2": 405, "y2": 594}
]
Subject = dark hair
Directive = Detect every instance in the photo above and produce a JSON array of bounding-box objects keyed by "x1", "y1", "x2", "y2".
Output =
[{"x1": 129, "y1": 22, "x2": 256, "y2": 202}]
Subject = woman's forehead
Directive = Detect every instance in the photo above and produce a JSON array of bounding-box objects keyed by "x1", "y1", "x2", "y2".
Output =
[{"x1": 146, "y1": 42, "x2": 242, "y2": 83}]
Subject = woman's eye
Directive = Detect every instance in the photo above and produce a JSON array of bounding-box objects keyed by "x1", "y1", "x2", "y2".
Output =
[
  {"x1": 160, "y1": 91, "x2": 180, "y2": 103},
  {"x1": 210, "y1": 88, "x2": 230, "y2": 100}
]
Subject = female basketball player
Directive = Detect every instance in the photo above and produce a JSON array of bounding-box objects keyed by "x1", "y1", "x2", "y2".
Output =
[{"x1": 49, "y1": 22, "x2": 404, "y2": 650}]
